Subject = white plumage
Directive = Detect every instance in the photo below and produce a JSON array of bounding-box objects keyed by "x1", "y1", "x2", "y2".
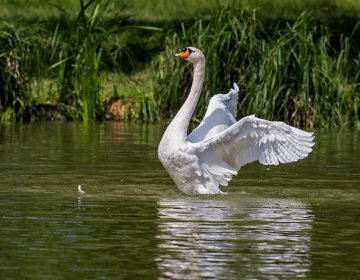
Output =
[
  {"x1": 78, "y1": 184, "x2": 85, "y2": 194},
  {"x1": 158, "y1": 47, "x2": 314, "y2": 195}
]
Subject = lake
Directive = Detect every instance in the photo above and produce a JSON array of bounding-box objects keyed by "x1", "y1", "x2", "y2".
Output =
[{"x1": 0, "y1": 122, "x2": 359, "y2": 279}]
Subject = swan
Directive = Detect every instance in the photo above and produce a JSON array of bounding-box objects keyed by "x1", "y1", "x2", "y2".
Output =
[{"x1": 158, "y1": 47, "x2": 315, "y2": 195}]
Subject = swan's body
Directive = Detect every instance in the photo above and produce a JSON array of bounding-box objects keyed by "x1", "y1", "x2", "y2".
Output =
[{"x1": 158, "y1": 47, "x2": 314, "y2": 195}]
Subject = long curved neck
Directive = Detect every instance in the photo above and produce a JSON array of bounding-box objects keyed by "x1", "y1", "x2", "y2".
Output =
[{"x1": 168, "y1": 60, "x2": 205, "y2": 141}]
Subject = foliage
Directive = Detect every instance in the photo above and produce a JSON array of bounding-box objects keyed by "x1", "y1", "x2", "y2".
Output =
[
  {"x1": 0, "y1": 24, "x2": 50, "y2": 121},
  {"x1": 2, "y1": 0, "x2": 360, "y2": 24},
  {"x1": 0, "y1": 2, "x2": 360, "y2": 126},
  {"x1": 49, "y1": 0, "x2": 130, "y2": 121},
  {"x1": 151, "y1": 6, "x2": 360, "y2": 128},
  {"x1": 0, "y1": 0, "x2": 159, "y2": 122}
]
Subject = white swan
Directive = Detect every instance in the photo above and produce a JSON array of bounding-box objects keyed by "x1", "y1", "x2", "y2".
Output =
[{"x1": 158, "y1": 47, "x2": 315, "y2": 195}]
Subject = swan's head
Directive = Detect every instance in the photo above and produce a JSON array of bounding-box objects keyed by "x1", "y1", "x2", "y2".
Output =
[{"x1": 175, "y1": 47, "x2": 205, "y2": 64}]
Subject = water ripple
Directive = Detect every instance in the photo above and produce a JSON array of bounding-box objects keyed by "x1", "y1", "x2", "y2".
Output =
[{"x1": 156, "y1": 197, "x2": 312, "y2": 280}]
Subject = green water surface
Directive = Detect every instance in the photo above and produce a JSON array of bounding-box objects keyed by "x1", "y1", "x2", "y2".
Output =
[{"x1": 0, "y1": 122, "x2": 359, "y2": 279}]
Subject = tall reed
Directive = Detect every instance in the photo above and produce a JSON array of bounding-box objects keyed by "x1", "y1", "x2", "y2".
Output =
[
  {"x1": 49, "y1": 0, "x2": 117, "y2": 121},
  {"x1": 151, "y1": 6, "x2": 360, "y2": 128},
  {"x1": 0, "y1": 24, "x2": 48, "y2": 121},
  {"x1": 49, "y1": 0, "x2": 160, "y2": 121}
]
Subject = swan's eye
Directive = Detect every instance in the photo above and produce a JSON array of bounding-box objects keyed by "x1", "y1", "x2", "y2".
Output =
[{"x1": 182, "y1": 47, "x2": 187, "y2": 52}]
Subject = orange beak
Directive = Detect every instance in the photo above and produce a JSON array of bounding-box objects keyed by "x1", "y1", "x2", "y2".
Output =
[{"x1": 175, "y1": 48, "x2": 190, "y2": 59}]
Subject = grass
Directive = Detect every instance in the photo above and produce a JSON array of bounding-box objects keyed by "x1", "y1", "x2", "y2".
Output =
[
  {"x1": 0, "y1": 0, "x2": 360, "y2": 126},
  {"x1": 151, "y1": 7, "x2": 360, "y2": 128},
  {"x1": 0, "y1": 23, "x2": 49, "y2": 121},
  {"x1": 1, "y1": 0, "x2": 160, "y2": 121},
  {"x1": 2, "y1": 0, "x2": 360, "y2": 22},
  {"x1": 49, "y1": 0, "x2": 121, "y2": 121}
]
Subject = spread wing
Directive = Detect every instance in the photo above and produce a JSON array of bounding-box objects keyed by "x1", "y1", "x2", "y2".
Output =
[
  {"x1": 187, "y1": 83, "x2": 239, "y2": 143},
  {"x1": 190, "y1": 115, "x2": 315, "y2": 186}
]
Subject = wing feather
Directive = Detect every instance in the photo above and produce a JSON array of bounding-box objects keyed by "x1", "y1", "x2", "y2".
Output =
[
  {"x1": 187, "y1": 83, "x2": 239, "y2": 142},
  {"x1": 191, "y1": 115, "x2": 314, "y2": 187}
]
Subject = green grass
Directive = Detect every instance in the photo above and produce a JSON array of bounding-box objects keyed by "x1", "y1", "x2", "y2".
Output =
[
  {"x1": 2, "y1": 0, "x2": 360, "y2": 22},
  {"x1": 1, "y1": 0, "x2": 160, "y2": 121},
  {"x1": 0, "y1": 0, "x2": 359, "y2": 126},
  {"x1": 49, "y1": 0, "x2": 120, "y2": 121},
  {"x1": 0, "y1": 23, "x2": 49, "y2": 121},
  {"x1": 151, "y1": 7, "x2": 360, "y2": 128}
]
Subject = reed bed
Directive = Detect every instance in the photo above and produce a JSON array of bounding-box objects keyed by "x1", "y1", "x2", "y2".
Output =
[
  {"x1": 0, "y1": 24, "x2": 50, "y2": 121},
  {"x1": 0, "y1": 2, "x2": 359, "y2": 126},
  {"x1": 49, "y1": 0, "x2": 138, "y2": 121},
  {"x1": 151, "y1": 6, "x2": 360, "y2": 128},
  {"x1": 0, "y1": 0, "x2": 158, "y2": 121}
]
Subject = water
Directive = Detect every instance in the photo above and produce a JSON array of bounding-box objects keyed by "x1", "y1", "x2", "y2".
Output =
[{"x1": 0, "y1": 122, "x2": 359, "y2": 279}]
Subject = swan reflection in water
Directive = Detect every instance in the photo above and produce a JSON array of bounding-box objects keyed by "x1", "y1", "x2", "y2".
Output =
[{"x1": 156, "y1": 197, "x2": 313, "y2": 280}]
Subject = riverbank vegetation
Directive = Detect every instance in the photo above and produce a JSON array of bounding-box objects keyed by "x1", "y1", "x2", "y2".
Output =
[{"x1": 1, "y1": 0, "x2": 359, "y2": 127}]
